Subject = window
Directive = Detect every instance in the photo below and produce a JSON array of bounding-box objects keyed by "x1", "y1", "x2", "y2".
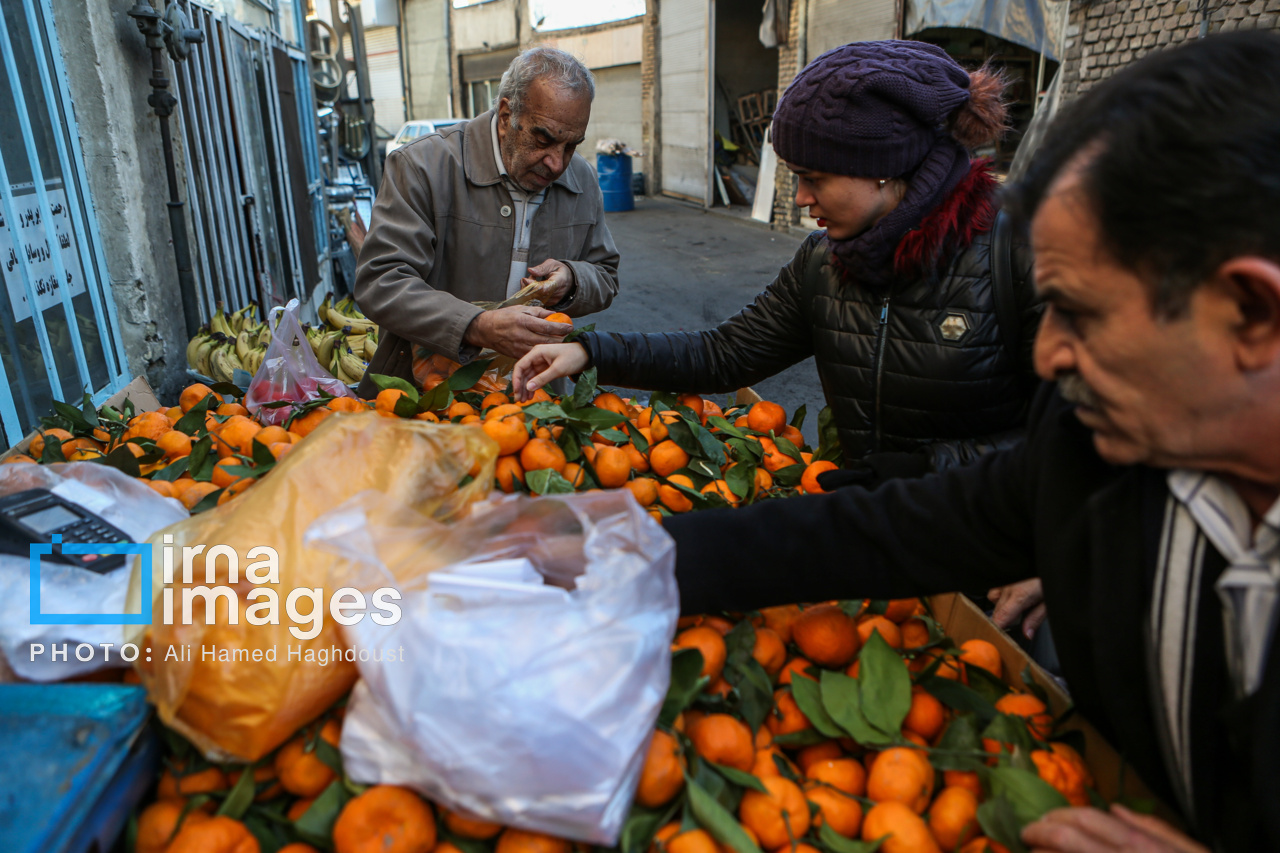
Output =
[
  {"x1": 469, "y1": 79, "x2": 500, "y2": 117},
  {"x1": 0, "y1": 0, "x2": 128, "y2": 445}
]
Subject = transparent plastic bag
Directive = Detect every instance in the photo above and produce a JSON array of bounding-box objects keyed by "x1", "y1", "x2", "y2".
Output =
[
  {"x1": 304, "y1": 489, "x2": 679, "y2": 844},
  {"x1": 0, "y1": 462, "x2": 187, "y2": 680},
  {"x1": 246, "y1": 298, "x2": 356, "y2": 426},
  {"x1": 125, "y1": 413, "x2": 497, "y2": 761}
]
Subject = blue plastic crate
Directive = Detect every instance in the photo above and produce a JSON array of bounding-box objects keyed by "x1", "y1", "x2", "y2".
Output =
[{"x1": 0, "y1": 684, "x2": 158, "y2": 853}]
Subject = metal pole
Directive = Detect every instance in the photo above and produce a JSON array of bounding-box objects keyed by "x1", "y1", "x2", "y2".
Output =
[{"x1": 127, "y1": 2, "x2": 204, "y2": 338}]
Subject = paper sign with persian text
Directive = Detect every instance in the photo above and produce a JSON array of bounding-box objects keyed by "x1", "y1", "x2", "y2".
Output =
[{"x1": 0, "y1": 183, "x2": 88, "y2": 323}]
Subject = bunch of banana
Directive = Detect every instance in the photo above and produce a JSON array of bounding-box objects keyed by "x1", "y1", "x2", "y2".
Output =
[
  {"x1": 302, "y1": 293, "x2": 379, "y2": 385},
  {"x1": 322, "y1": 293, "x2": 377, "y2": 335},
  {"x1": 187, "y1": 302, "x2": 276, "y2": 380},
  {"x1": 207, "y1": 337, "x2": 245, "y2": 384}
]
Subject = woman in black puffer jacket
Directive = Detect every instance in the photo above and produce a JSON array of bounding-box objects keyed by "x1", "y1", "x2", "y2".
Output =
[
  {"x1": 514, "y1": 41, "x2": 1041, "y2": 485},
  {"x1": 514, "y1": 40, "x2": 1049, "y2": 637}
]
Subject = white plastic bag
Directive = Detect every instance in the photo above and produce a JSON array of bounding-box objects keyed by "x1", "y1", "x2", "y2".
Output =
[
  {"x1": 246, "y1": 298, "x2": 356, "y2": 425},
  {"x1": 0, "y1": 462, "x2": 188, "y2": 680},
  {"x1": 304, "y1": 489, "x2": 679, "y2": 844}
]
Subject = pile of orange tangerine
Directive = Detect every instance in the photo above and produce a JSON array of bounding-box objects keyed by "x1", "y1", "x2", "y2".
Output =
[
  {"x1": 8, "y1": 380, "x2": 1101, "y2": 852},
  {"x1": 6, "y1": 379, "x2": 835, "y2": 517}
]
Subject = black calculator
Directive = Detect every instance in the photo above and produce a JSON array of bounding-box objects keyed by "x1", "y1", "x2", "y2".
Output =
[{"x1": 0, "y1": 488, "x2": 133, "y2": 573}]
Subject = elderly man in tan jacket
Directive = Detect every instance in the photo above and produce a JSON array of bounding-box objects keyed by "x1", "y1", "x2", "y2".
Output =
[{"x1": 354, "y1": 47, "x2": 620, "y2": 396}]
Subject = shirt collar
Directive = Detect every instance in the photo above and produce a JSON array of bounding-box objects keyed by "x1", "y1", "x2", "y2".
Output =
[
  {"x1": 1168, "y1": 469, "x2": 1280, "y2": 551},
  {"x1": 490, "y1": 112, "x2": 510, "y2": 178}
]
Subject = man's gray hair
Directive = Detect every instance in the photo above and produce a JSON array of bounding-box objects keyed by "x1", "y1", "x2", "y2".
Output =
[{"x1": 496, "y1": 46, "x2": 595, "y2": 119}]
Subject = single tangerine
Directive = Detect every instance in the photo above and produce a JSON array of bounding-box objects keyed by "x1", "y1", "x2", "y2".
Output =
[
  {"x1": 135, "y1": 800, "x2": 211, "y2": 853},
  {"x1": 747, "y1": 401, "x2": 787, "y2": 435},
  {"x1": 593, "y1": 445, "x2": 632, "y2": 488},
  {"x1": 440, "y1": 808, "x2": 503, "y2": 840},
  {"x1": 495, "y1": 828, "x2": 571, "y2": 853},
  {"x1": 959, "y1": 639, "x2": 1003, "y2": 679},
  {"x1": 856, "y1": 615, "x2": 903, "y2": 649},
  {"x1": 752, "y1": 626, "x2": 787, "y2": 678},
  {"x1": 483, "y1": 416, "x2": 530, "y2": 456},
  {"x1": 274, "y1": 720, "x2": 341, "y2": 797},
  {"x1": 904, "y1": 687, "x2": 947, "y2": 742},
  {"x1": 648, "y1": 441, "x2": 690, "y2": 478},
  {"x1": 928, "y1": 786, "x2": 981, "y2": 850},
  {"x1": 738, "y1": 775, "x2": 810, "y2": 850},
  {"x1": 673, "y1": 625, "x2": 726, "y2": 681},
  {"x1": 806, "y1": 783, "x2": 864, "y2": 838},
  {"x1": 636, "y1": 729, "x2": 685, "y2": 808},
  {"x1": 166, "y1": 816, "x2": 259, "y2": 853},
  {"x1": 688, "y1": 713, "x2": 755, "y2": 772},
  {"x1": 866, "y1": 748, "x2": 935, "y2": 814},
  {"x1": 519, "y1": 438, "x2": 567, "y2": 474},
  {"x1": 658, "y1": 475, "x2": 695, "y2": 513},
  {"x1": 778, "y1": 656, "x2": 816, "y2": 685},
  {"x1": 792, "y1": 603, "x2": 861, "y2": 667},
  {"x1": 807, "y1": 758, "x2": 867, "y2": 797},
  {"x1": 332, "y1": 785, "x2": 436, "y2": 853},
  {"x1": 624, "y1": 478, "x2": 659, "y2": 507},
  {"x1": 495, "y1": 456, "x2": 525, "y2": 493},
  {"x1": 861, "y1": 802, "x2": 942, "y2": 853},
  {"x1": 800, "y1": 460, "x2": 839, "y2": 494},
  {"x1": 765, "y1": 688, "x2": 812, "y2": 737}
]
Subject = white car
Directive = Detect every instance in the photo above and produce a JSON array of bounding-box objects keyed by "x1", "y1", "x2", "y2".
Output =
[{"x1": 384, "y1": 119, "x2": 464, "y2": 156}]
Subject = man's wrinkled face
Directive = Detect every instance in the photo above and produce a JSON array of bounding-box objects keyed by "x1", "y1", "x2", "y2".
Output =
[
  {"x1": 497, "y1": 77, "x2": 590, "y2": 193},
  {"x1": 1031, "y1": 171, "x2": 1237, "y2": 468}
]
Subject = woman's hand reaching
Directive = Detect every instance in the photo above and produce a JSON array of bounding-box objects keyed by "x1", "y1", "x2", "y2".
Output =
[{"x1": 512, "y1": 343, "x2": 591, "y2": 401}]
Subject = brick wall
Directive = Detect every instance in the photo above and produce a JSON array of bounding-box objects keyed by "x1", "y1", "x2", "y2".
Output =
[
  {"x1": 1062, "y1": 0, "x2": 1280, "y2": 99},
  {"x1": 771, "y1": 0, "x2": 804, "y2": 229},
  {"x1": 641, "y1": 2, "x2": 659, "y2": 193}
]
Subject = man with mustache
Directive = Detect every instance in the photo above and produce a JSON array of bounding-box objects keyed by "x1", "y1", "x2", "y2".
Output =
[
  {"x1": 353, "y1": 47, "x2": 620, "y2": 396},
  {"x1": 665, "y1": 31, "x2": 1280, "y2": 852}
]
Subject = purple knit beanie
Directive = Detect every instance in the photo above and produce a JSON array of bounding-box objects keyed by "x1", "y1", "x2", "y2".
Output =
[{"x1": 773, "y1": 40, "x2": 973, "y2": 177}]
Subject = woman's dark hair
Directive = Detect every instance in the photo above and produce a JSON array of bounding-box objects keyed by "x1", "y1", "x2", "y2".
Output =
[{"x1": 1007, "y1": 31, "x2": 1280, "y2": 316}]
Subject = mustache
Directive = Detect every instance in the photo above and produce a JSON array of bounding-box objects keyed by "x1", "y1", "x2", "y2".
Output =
[{"x1": 1059, "y1": 374, "x2": 1101, "y2": 408}]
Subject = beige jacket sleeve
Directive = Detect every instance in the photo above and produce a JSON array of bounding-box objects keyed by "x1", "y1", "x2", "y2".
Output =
[{"x1": 354, "y1": 150, "x2": 484, "y2": 360}]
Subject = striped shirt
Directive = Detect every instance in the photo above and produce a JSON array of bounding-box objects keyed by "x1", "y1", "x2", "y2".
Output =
[
  {"x1": 1152, "y1": 471, "x2": 1280, "y2": 821},
  {"x1": 491, "y1": 115, "x2": 547, "y2": 298}
]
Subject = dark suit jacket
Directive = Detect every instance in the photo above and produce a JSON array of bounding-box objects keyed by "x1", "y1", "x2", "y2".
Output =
[{"x1": 665, "y1": 385, "x2": 1280, "y2": 852}]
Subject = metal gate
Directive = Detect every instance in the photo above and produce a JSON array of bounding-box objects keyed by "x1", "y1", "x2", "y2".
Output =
[
  {"x1": 172, "y1": 0, "x2": 323, "y2": 321},
  {"x1": 0, "y1": 0, "x2": 130, "y2": 446}
]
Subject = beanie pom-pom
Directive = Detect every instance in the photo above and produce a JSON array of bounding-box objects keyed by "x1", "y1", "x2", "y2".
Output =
[{"x1": 950, "y1": 65, "x2": 1009, "y2": 149}]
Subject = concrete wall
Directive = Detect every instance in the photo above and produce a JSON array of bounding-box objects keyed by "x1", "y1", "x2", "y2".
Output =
[
  {"x1": 49, "y1": 0, "x2": 190, "y2": 398},
  {"x1": 1061, "y1": 0, "x2": 1280, "y2": 99},
  {"x1": 453, "y1": 0, "x2": 521, "y2": 51},
  {"x1": 584, "y1": 64, "x2": 643, "y2": 162},
  {"x1": 807, "y1": 0, "x2": 897, "y2": 59},
  {"x1": 538, "y1": 21, "x2": 643, "y2": 67},
  {"x1": 404, "y1": 0, "x2": 453, "y2": 118}
]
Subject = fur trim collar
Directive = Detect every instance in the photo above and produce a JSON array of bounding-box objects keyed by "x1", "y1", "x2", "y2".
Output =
[{"x1": 893, "y1": 160, "x2": 999, "y2": 279}]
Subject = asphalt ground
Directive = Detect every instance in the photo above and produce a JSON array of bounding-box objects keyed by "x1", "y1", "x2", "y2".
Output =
[{"x1": 587, "y1": 196, "x2": 825, "y2": 445}]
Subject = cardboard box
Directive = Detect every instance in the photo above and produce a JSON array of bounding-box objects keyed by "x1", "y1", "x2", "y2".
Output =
[
  {"x1": 0, "y1": 376, "x2": 161, "y2": 461},
  {"x1": 930, "y1": 592, "x2": 1176, "y2": 821}
]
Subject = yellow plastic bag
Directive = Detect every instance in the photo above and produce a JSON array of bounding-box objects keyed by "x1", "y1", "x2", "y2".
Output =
[{"x1": 126, "y1": 413, "x2": 497, "y2": 761}]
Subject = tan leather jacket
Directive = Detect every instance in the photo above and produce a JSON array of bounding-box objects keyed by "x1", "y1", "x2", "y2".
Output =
[{"x1": 354, "y1": 110, "x2": 620, "y2": 394}]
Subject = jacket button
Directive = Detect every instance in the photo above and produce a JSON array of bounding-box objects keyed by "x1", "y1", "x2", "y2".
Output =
[{"x1": 500, "y1": 205, "x2": 512, "y2": 218}]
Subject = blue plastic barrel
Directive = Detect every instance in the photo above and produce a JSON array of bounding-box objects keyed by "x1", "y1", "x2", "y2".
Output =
[{"x1": 597, "y1": 153, "x2": 635, "y2": 212}]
